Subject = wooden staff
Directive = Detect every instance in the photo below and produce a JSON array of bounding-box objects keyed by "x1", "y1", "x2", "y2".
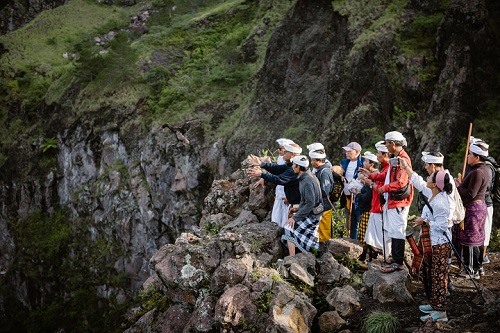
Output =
[
  {"x1": 461, "y1": 123, "x2": 473, "y2": 181},
  {"x1": 347, "y1": 194, "x2": 353, "y2": 237}
]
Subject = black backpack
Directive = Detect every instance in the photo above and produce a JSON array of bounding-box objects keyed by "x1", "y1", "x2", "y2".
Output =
[
  {"x1": 317, "y1": 168, "x2": 344, "y2": 204},
  {"x1": 485, "y1": 157, "x2": 500, "y2": 204}
]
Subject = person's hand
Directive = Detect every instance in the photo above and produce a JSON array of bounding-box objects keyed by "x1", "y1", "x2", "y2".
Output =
[
  {"x1": 283, "y1": 198, "x2": 289, "y2": 205},
  {"x1": 253, "y1": 178, "x2": 265, "y2": 188},
  {"x1": 360, "y1": 177, "x2": 372, "y2": 186},
  {"x1": 454, "y1": 176, "x2": 461, "y2": 187},
  {"x1": 399, "y1": 157, "x2": 409, "y2": 170},
  {"x1": 247, "y1": 154, "x2": 261, "y2": 167},
  {"x1": 359, "y1": 167, "x2": 371, "y2": 177},
  {"x1": 413, "y1": 217, "x2": 424, "y2": 228},
  {"x1": 377, "y1": 186, "x2": 384, "y2": 194},
  {"x1": 284, "y1": 217, "x2": 295, "y2": 227},
  {"x1": 247, "y1": 167, "x2": 262, "y2": 178}
]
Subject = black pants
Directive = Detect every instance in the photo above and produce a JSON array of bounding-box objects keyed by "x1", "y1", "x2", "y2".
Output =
[
  {"x1": 462, "y1": 245, "x2": 483, "y2": 273},
  {"x1": 392, "y1": 238, "x2": 405, "y2": 265}
]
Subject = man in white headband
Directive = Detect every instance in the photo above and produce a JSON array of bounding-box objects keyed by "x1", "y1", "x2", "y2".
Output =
[
  {"x1": 263, "y1": 138, "x2": 295, "y2": 227},
  {"x1": 309, "y1": 149, "x2": 334, "y2": 242},
  {"x1": 281, "y1": 155, "x2": 323, "y2": 256},
  {"x1": 247, "y1": 143, "x2": 303, "y2": 213},
  {"x1": 454, "y1": 143, "x2": 490, "y2": 279},
  {"x1": 360, "y1": 131, "x2": 413, "y2": 273},
  {"x1": 361, "y1": 141, "x2": 392, "y2": 263}
]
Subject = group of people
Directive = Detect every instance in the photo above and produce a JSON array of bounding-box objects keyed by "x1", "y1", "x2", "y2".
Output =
[{"x1": 246, "y1": 130, "x2": 497, "y2": 323}]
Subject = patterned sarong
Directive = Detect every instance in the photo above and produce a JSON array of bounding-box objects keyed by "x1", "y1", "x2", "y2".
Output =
[
  {"x1": 282, "y1": 215, "x2": 320, "y2": 253},
  {"x1": 411, "y1": 225, "x2": 432, "y2": 277},
  {"x1": 357, "y1": 211, "x2": 370, "y2": 245}
]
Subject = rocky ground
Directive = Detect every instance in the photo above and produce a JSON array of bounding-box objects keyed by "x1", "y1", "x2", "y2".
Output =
[{"x1": 345, "y1": 252, "x2": 500, "y2": 333}]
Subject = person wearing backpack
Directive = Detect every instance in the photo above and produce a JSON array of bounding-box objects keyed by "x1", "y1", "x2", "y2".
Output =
[
  {"x1": 455, "y1": 143, "x2": 490, "y2": 279},
  {"x1": 309, "y1": 149, "x2": 334, "y2": 242}
]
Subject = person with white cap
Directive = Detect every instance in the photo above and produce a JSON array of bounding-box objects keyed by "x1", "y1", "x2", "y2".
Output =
[
  {"x1": 266, "y1": 138, "x2": 295, "y2": 227},
  {"x1": 360, "y1": 131, "x2": 413, "y2": 273},
  {"x1": 361, "y1": 141, "x2": 392, "y2": 263},
  {"x1": 307, "y1": 142, "x2": 333, "y2": 173},
  {"x1": 356, "y1": 151, "x2": 379, "y2": 261},
  {"x1": 247, "y1": 143, "x2": 302, "y2": 214},
  {"x1": 282, "y1": 155, "x2": 323, "y2": 256},
  {"x1": 339, "y1": 141, "x2": 363, "y2": 239},
  {"x1": 454, "y1": 143, "x2": 490, "y2": 278},
  {"x1": 309, "y1": 148, "x2": 334, "y2": 242}
]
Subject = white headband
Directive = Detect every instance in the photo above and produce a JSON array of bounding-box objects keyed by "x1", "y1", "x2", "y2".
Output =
[
  {"x1": 309, "y1": 151, "x2": 326, "y2": 159},
  {"x1": 276, "y1": 138, "x2": 294, "y2": 147},
  {"x1": 470, "y1": 144, "x2": 488, "y2": 157},
  {"x1": 421, "y1": 152, "x2": 444, "y2": 164},
  {"x1": 283, "y1": 143, "x2": 302, "y2": 154},
  {"x1": 292, "y1": 155, "x2": 309, "y2": 168},
  {"x1": 363, "y1": 151, "x2": 378, "y2": 163},
  {"x1": 385, "y1": 131, "x2": 406, "y2": 144},
  {"x1": 375, "y1": 140, "x2": 388, "y2": 153},
  {"x1": 307, "y1": 142, "x2": 324, "y2": 151}
]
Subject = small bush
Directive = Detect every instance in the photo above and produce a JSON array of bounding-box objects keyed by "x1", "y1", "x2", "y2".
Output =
[{"x1": 362, "y1": 310, "x2": 399, "y2": 333}]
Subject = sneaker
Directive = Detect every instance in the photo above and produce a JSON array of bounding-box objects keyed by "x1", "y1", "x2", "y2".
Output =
[
  {"x1": 419, "y1": 304, "x2": 434, "y2": 313},
  {"x1": 478, "y1": 268, "x2": 485, "y2": 276},
  {"x1": 473, "y1": 271, "x2": 480, "y2": 280},
  {"x1": 420, "y1": 311, "x2": 448, "y2": 322},
  {"x1": 483, "y1": 255, "x2": 490, "y2": 264}
]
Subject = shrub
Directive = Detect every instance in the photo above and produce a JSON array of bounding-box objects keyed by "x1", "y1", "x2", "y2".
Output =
[{"x1": 362, "y1": 310, "x2": 399, "y2": 333}]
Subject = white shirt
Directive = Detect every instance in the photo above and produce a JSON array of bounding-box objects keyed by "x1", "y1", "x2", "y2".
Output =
[
  {"x1": 343, "y1": 160, "x2": 358, "y2": 195},
  {"x1": 410, "y1": 170, "x2": 456, "y2": 224},
  {"x1": 421, "y1": 191, "x2": 452, "y2": 246}
]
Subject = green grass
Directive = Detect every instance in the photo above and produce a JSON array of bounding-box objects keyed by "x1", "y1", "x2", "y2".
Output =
[
  {"x1": 0, "y1": 0, "x2": 138, "y2": 71},
  {"x1": 362, "y1": 310, "x2": 399, "y2": 333}
]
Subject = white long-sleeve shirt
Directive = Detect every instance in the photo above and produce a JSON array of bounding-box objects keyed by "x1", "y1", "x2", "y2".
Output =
[
  {"x1": 410, "y1": 170, "x2": 456, "y2": 224},
  {"x1": 421, "y1": 191, "x2": 452, "y2": 246}
]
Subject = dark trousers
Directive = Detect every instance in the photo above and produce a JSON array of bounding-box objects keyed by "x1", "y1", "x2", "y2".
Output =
[
  {"x1": 463, "y1": 245, "x2": 483, "y2": 273},
  {"x1": 392, "y1": 238, "x2": 405, "y2": 265}
]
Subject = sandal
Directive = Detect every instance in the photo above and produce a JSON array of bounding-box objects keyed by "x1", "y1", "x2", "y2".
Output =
[{"x1": 380, "y1": 263, "x2": 402, "y2": 273}]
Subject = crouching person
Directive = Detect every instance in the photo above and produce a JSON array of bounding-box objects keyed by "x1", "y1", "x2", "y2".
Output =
[{"x1": 282, "y1": 155, "x2": 323, "y2": 256}]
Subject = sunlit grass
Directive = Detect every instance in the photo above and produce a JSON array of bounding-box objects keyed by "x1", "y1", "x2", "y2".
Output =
[{"x1": 0, "y1": 0, "x2": 138, "y2": 71}]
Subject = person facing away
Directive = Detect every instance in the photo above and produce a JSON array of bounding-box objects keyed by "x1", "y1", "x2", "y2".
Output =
[
  {"x1": 309, "y1": 148, "x2": 334, "y2": 242},
  {"x1": 282, "y1": 155, "x2": 323, "y2": 256}
]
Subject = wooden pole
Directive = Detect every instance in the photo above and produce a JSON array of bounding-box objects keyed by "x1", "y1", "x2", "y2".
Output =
[
  {"x1": 347, "y1": 194, "x2": 353, "y2": 237},
  {"x1": 461, "y1": 123, "x2": 473, "y2": 181}
]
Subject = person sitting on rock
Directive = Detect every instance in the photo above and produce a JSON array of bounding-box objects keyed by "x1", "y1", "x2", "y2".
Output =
[{"x1": 282, "y1": 155, "x2": 323, "y2": 256}]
